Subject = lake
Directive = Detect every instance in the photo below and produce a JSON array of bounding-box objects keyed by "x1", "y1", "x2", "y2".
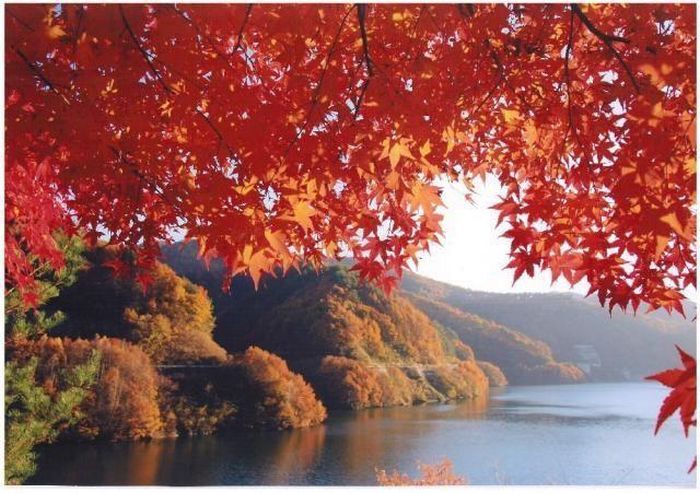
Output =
[{"x1": 29, "y1": 382, "x2": 696, "y2": 486}]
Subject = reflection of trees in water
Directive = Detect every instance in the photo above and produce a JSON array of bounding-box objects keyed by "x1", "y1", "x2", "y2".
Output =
[
  {"x1": 148, "y1": 437, "x2": 231, "y2": 485},
  {"x1": 123, "y1": 440, "x2": 174, "y2": 485},
  {"x1": 31, "y1": 397, "x2": 494, "y2": 485},
  {"x1": 439, "y1": 394, "x2": 491, "y2": 420},
  {"x1": 358, "y1": 395, "x2": 491, "y2": 422},
  {"x1": 330, "y1": 397, "x2": 491, "y2": 483},
  {"x1": 262, "y1": 425, "x2": 327, "y2": 484},
  {"x1": 32, "y1": 440, "x2": 176, "y2": 485}
]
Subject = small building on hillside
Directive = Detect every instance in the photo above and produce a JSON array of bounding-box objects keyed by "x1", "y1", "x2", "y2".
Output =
[{"x1": 572, "y1": 344, "x2": 602, "y2": 375}]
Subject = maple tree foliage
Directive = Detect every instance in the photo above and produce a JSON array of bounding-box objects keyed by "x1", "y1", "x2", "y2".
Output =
[
  {"x1": 646, "y1": 345, "x2": 697, "y2": 472},
  {"x1": 6, "y1": 3, "x2": 695, "y2": 310},
  {"x1": 4, "y1": 2, "x2": 696, "y2": 467}
]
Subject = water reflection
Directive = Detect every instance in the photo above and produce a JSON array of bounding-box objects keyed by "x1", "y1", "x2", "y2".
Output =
[
  {"x1": 262, "y1": 425, "x2": 327, "y2": 484},
  {"x1": 29, "y1": 383, "x2": 696, "y2": 486}
]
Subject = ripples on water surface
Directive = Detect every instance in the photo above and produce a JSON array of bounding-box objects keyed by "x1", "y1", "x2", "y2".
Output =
[{"x1": 30, "y1": 382, "x2": 696, "y2": 486}]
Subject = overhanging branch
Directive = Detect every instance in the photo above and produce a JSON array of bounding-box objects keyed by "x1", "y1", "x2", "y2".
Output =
[{"x1": 571, "y1": 4, "x2": 640, "y2": 94}]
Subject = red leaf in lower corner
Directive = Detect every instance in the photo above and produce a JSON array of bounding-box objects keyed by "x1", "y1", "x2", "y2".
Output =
[{"x1": 646, "y1": 346, "x2": 696, "y2": 473}]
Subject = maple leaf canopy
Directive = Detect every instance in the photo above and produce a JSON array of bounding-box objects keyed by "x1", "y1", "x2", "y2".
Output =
[{"x1": 6, "y1": 3, "x2": 696, "y2": 314}]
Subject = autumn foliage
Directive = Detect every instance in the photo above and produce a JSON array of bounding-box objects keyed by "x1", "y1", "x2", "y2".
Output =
[
  {"x1": 477, "y1": 361, "x2": 509, "y2": 387},
  {"x1": 4, "y1": 2, "x2": 697, "y2": 473},
  {"x1": 234, "y1": 347, "x2": 327, "y2": 429},
  {"x1": 10, "y1": 336, "x2": 164, "y2": 441},
  {"x1": 317, "y1": 355, "x2": 413, "y2": 409},
  {"x1": 407, "y1": 291, "x2": 585, "y2": 384},
  {"x1": 6, "y1": 3, "x2": 695, "y2": 313},
  {"x1": 376, "y1": 459, "x2": 467, "y2": 486},
  {"x1": 52, "y1": 248, "x2": 226, "y2": 365},
  {"x1": 646, "y1": 346, "x2": 697, "y2": 472}
]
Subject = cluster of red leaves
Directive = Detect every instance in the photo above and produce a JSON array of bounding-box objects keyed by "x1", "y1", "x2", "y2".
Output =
[
  {"x1": 4, "y1": 123, "x2": 70, "y2": 306},
  {"x1": 646, "y1": 345, "x2": 697, "y2": 472},
  {"x1": 6, "y1": 4, "x2": 695, "y2": 312}
]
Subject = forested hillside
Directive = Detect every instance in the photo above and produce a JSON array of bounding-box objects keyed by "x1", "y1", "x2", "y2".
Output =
[
  {"x1": 162, "y1": 241, "x2": 695, "y2": 384},
  {"x1": 163, "y1": 248, "x2": 492, "y2": 408},
  {"x1": 401, "y1": 273, "x2": 697, "y2": 380},
  {"x1": 161, "y1": 242, "x2": 582, "y2": 394},
  {"x1": 405, "y1": 294, "x2": 584, "y2": 384}
]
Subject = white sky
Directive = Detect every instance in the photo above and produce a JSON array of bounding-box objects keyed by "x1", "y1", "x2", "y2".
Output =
[{"x1": 412, "y1": 176, "x2": 589, "y2": 295}]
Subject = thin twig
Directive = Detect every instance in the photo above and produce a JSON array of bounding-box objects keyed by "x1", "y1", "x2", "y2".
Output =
[
  {"x1": 563, "y1": 8, "x2": 583, "y2": 150},
  {"x1": 7, "y1": 8, "x2": 34, "y2": 31},
  {"x1": 195, "y1": 108, "x2": 238, "y2": 159},
  {"x1": 353, "y1": 4, "x2": 375, "y2": 117},
  {"x1": 284, "y1": 6, "x2": 354, "y2": 156},
  {"x1": 119, "y1": 5, "x2": 173, "y2": 94},
  {"x1": 109, "y1": 146, "x2": 184, "y2": 212},
  {"x1": 354, "y1": 79, "x2": 371, "y2": 118},
  {"x1": 12, "y1": 46, "x2": 70, "y2": 105},
  {"x1": 234, "y1": 5, "x2": 253, "y2": 52}
]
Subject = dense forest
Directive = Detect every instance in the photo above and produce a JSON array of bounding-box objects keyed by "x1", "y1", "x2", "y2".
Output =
[{"x1": 5, "y1": 239, "x2": 326, "y2": 484}]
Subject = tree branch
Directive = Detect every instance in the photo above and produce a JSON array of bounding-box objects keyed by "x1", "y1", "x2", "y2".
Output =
[
  {"x1": 563, "y1": 8, "x2": 583, "y2": 151},
  {"x1": 109, "y1": 146, "x2": 184, "y2": 213},
  {"x1": 285, "y1": 6, "x2": 354, "y2": 155},
  {"x1": 11, "y1": 46, "x2": 70, "y2": 104},
  {"x1": 571, "y1": 4, "x2": 639, "y2": 94},
  {"x1": 6, "y1": 8, "x2": 34, "y2": 32},
  {"x1": 356, "y1": 4, "x2": 374, "y2": 77},
  {"x1": 119, "y1": 5, "x2": 173, "y2": 94},
  {"x1": 353, "y1": 4, "x2": 374, "y2": 117},
  {"x1": 195, "y1": 108, "x2": 239, "y2": 160},
  {"x1": 234, "y1": 5, "x2": 253, "y2": 52}
]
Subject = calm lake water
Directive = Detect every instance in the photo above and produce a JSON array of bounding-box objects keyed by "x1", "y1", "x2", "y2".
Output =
[{"x1": 30, "y1": 382, "x2": 696, "y2": 486}]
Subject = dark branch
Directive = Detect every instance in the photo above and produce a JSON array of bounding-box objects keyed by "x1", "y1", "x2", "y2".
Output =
[
  {"x1": 571, "y1": 4, "x2": 639, "y2": 94},
  {"x1": 162, "y1": 6, "x2": 241, "y2": 159},
  {"x1": 11, "y1": 46, "x2": 69, "y2": 104},
  {"x1": 353, "y1": 4, "x2": 375, "y2": 117},
  {"x1": 571, "y1": 4, "x2": 629, "y2": 43},
  {"x1": 356, "y1": 4, "x2": 374, "y2": 77},
  {"x1": 563, "y1": 8, "x2": 583, "y2": 150},
  {"x1": 354, "y1": 79, "x2": 371, "y2": 118},
  {"x1": 195, "y1": 108, "x2": 239, "y2": 160},
  {"x1": 284, "y1": 6, "x2": 354, "y2": 156},
  {"x1": 7, "y1": 8, "x2": 34, "y2": 31},
  {"x1": 109, "y1": 146, "x2": 184, "y2": 212},
  {"x1": 457, "y1": 4, "x2": 476, "y2": 18},
  {"x1": 234, "y1": 5, "x2": 253, "y2": 52},
  {"x1": 119, "y1": 5, "x2": 173, "y2": 94}
]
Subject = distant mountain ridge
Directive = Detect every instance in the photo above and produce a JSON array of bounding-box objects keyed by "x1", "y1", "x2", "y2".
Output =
[{"x1": 400, "y1": 271, "x2": 696, "y2": 380}]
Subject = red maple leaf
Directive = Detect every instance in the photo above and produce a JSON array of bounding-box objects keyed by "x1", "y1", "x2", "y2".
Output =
[{"x1": 646, "y1": 345, "x2": 697, "y2": 472}]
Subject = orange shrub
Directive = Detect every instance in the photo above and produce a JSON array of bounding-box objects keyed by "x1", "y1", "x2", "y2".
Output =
[
  {"x1": 426, "y1": 360, "x2": 489, "y2": 400},
  {"x1": 316, "y1": 355, "x2": 386, "y2": 409},
  {"x1": 477, "y1": 360, "x2": 508, "y2": 387},
  {"x1": 235, "y1": 347, "x2": 327, "y2": 429},
  {"x1": 376, "y1": 459, "x2": 467, "y2": 485},
  {"x1": 11, "y1": 336, "x2": 164, "y2": 441}
]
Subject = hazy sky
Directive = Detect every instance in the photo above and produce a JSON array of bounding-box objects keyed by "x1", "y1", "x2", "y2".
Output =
[{"x1": 413, "y1": 176, "x2": 589, "y2": 295}]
